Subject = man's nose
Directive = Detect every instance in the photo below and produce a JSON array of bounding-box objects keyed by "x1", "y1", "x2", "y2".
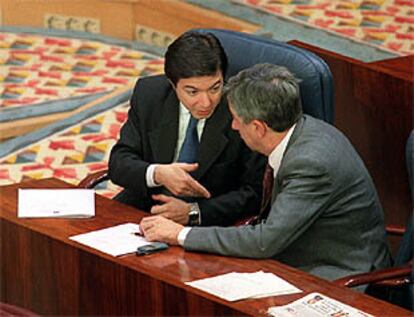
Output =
[{"x1": 198, "y1": 93, "x2": 213, "y2": 108}]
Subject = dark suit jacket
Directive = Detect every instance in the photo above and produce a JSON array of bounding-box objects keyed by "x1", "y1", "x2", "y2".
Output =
[
  {"x1": 184, "y1": 115, "x2": 391, "y2": 281},
  {"x1": 108, "y1": 75, "x2": 266, "y2": 226}
]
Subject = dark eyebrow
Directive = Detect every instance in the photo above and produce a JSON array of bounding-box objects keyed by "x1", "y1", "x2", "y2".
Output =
[
  {"x1": 209, "y1": 80, "x2": 223, "y2": 89},
  {"x1": 184, "y1": 86, "x2": 198, "y2": 90},
  {"x1": 183, "y1": 79, "x2": 223, "y2": 91}
]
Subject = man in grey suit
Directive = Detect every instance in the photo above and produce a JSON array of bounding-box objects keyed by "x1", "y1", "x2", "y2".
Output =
[{"x1": 140, "y1": 63, "x2": 391, "y2": 281}]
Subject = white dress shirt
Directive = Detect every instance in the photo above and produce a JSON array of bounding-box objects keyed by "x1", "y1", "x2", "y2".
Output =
[
  {"x1": 268, "y1": 124, "x2": 296, "y2": 178},
  {"x1": 146, "y1": 103, "x2": 206, "y2": 187}
]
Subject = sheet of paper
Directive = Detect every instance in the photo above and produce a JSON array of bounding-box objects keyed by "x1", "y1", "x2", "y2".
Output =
[
  {"x1": 186, "y1": 271, "x2": 301, "y2": 302},
  {"x1": 268, "y1": 292, "x2": 374, "y2": 317},
  {"x1": 69, "y1": 223, "x2": 151, "y2": 257},
  {"x1": 18, "y1": 189, "x2": 95, "y2": 218}
]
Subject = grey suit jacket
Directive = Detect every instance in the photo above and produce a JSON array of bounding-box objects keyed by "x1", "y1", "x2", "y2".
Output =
[
  {"x1": 108, "y1": 75, "x2": 266, "y2": 226},
  {"x1": 184, "y1": 115, "x2": 391, "y2": 281}
]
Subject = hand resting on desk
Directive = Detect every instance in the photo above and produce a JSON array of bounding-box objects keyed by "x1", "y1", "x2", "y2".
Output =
[{"x1": 140, "y1": 215, "x2": 183, "y2": 245}]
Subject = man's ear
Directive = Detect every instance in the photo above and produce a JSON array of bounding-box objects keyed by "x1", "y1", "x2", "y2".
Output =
[{"x1": 252, "y1": 119, "x2": 267, "y2": 138}]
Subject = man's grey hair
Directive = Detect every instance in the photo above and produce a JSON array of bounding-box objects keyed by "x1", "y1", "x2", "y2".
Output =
[{"x1": 224, "y1": 63, "x2": 303, "y2": 132}]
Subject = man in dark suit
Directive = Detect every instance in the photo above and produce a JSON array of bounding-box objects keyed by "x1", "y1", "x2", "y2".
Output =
[
  {"x1": 108, "y1": 31, "x2": 265, "y2": 226},
  {"x1": 140, "y1": 64, "x2": 391, "y2": 282}
]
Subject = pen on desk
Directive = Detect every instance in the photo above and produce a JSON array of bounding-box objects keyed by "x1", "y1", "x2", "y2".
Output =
[{"x1": 131, "y1": 231, "x2": 142, "y2": 236}]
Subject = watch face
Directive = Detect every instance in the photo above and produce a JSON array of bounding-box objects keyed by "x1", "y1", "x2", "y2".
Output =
[
  {"x1": 188, "y1": 203, "x2": 200, "y2": 226},
  {"x1": 188, "y1": 209, "x2": 199, "y2": 226}
]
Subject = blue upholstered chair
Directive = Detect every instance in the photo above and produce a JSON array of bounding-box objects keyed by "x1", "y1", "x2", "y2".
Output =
[
  {"x1": 79, "y1": 29, "x2": 334, "y2": 186},
  {"x1": 335, "y1": 130, "x2": 414, "y2": 311},
  {"x1": 196, "y1": 28, "x2": 334, "y2": 124}
]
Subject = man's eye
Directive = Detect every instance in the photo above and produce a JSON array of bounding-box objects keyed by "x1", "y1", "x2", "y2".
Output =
[
  {"x1": 210, "y1": 86, "x2": 221, "y2": 93},
  {"x1": 186, "y1": 90, "x2": 197, "y2": 96}
]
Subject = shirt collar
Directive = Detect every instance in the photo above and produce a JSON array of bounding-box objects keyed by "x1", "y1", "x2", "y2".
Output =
[
  {"x1": 268, "y1": 124, "x2": 296, "y2": 177},
  {"x1": 179, "y1": 102, "x2": 191, "y2": 116}
]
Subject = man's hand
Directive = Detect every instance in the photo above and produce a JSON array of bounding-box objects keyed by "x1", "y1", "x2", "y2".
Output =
[
  {"x1": 150, "y1": 194, "x2": 190, "y2": 225},
  {"x1": 154, "y1": 163, "x2": 210, "y2": 198},
  {"x1": 140, "y1": 216, "x2": 183, "y2": 245}
]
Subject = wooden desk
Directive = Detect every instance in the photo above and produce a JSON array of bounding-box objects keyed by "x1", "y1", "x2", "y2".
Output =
[{"x1": 1, "y1": 178, "x2": 410, "y2": 316}]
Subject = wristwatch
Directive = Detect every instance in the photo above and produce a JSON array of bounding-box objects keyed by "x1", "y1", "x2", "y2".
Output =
[{"x1": 188, "y1": 203, "x2": 201, "y2": 226}]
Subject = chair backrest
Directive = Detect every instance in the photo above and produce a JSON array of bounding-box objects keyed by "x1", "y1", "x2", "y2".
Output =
[{"x1": 193, "y1": 28, "x2": 334, "y2": 124}]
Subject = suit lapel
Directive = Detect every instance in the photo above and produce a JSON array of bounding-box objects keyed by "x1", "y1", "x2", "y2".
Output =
[
  {"x1": 271, "y1": 180, "x2": 280, "y2": 204},
  {"x1": 285, "y1": 115, "x2": 305, "y2": 151},
  {"x1": 193, "y1": 100, "x2": 230, "y2": 180},
  {"x1": 148, "y1": 89, "x2": 179, "y2": 163}
]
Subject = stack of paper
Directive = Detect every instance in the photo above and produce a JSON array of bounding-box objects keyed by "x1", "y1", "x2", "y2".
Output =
[
  {"x1": 18, "y1": 189, "x2": 95, "y2": 218},
  {"x1": 69, "y1": 223, "x2": 151, "y2": 257},
  {"x1": 268, "y1": 292, "x2": 373, "y2": 317},
  {"x1": 185, "y1": 271, "x2": 301, "y2": 302}
]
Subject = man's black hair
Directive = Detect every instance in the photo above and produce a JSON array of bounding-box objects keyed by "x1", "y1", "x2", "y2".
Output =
[{"x1": 164, "y1": 31, "x2": 227, "y2": 85}]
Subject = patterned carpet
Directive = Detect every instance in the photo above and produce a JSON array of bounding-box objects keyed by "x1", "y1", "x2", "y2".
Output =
[
  {"x1": 0, "y1": 30, "x2": 164, "y2": 198},
  {"x1": 234, "y1": 0, "x2": 414, "y2": 55},
  {"x1": 0, "y1": 31, "x2": 163, "y2": 116},
  {"x1": 0, "y1": 100, "x2": 129, "y2": 198}
]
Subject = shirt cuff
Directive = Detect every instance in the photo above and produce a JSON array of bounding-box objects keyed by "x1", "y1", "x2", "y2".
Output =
[
  {"x1": 146, "y1": 164, "x2": 161, "y2": 187},
  {"x1": 177, "y1": 227, "x2": 192, "y2": 246}
]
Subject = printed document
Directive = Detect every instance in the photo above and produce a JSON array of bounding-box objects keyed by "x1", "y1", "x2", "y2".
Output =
[
  {"x1": 268, "y1": 292, "x2": 373, "y2": 317},
  {"x1": 70, "y1": 223, "x2": 150, "y2": 257},
  {"x1": 185, "y1": 271, "x2": 301, "y2": 301},
  {"x1": 18, "y1": 189, "x2": 95, "y2": 218}
]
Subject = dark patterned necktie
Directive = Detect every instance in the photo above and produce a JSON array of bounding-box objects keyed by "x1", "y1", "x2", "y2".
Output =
[
  {"x1": 258, "y1": 164, "x2": 275, "y2": 221},
  {"x1": 177, "y1": 116, "x2": 199, "y2": 163},
  {"x1": 238, "y1": 164, "x2": 274, "y2": 226}
]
